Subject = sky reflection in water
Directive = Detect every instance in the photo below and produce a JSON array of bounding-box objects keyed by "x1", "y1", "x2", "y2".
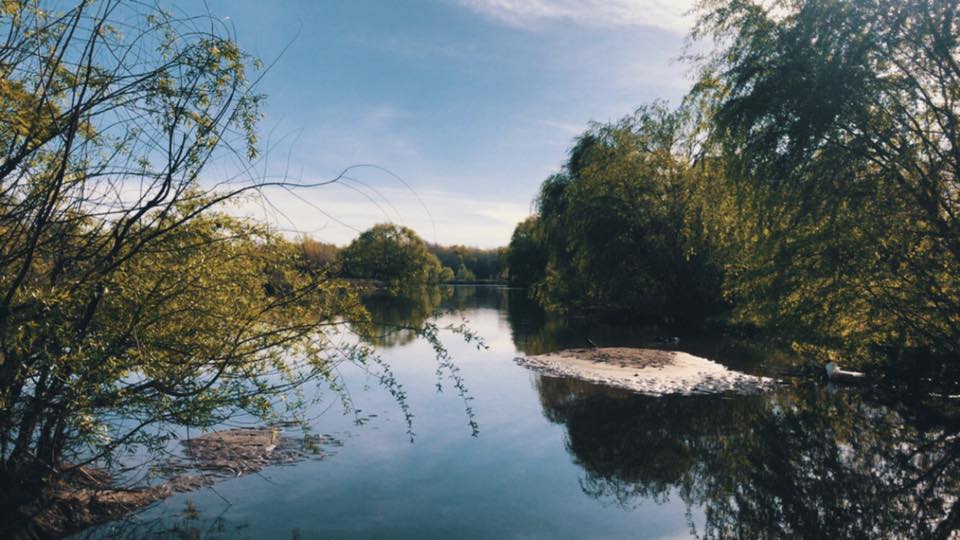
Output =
[{"x1": 84, "y1": 286, "x2": 960, "y2": 539}]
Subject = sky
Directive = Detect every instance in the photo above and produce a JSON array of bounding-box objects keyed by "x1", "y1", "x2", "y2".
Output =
[{"x1": 200, "y1": 0, "x2": 697, "y2": 247}]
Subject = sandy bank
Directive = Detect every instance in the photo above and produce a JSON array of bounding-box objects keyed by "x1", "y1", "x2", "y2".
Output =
[{"x1": 515, "y1": 347, "x2": 775, "y2": 396}]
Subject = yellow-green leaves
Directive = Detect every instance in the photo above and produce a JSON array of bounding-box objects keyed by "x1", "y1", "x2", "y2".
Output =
[{"x1": 0, "y1": 1, "x2": 315, "y2": 489}]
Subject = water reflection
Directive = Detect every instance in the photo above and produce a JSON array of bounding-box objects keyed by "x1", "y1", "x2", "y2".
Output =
[
  {"x1": 353, "y1": 286, "x2": 448, "y2": 347},
  {"x1": 397, "y1": 286, "x2": 960, "y2": 537},
  {"x1": 88, "y1": 285, "x2": 960, "y2": 538},
  {"x1": 535, "y1": 374, "x2": 960, "y2": 538},
  {"x1": 498, "y1": 287, "x2": 792, "y2": 375},
  {"x1": 364, "y1": 287, "x2": 960, "y2": 538}
]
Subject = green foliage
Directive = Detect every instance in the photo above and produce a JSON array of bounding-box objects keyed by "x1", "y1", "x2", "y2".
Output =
[
  {"x1": 0, "y1": 2, "x2": 383, "y2": 511},
  {"x1": 506, "y1": 216, "x2": 547, "y2": 287},
  {"x1": 455, "y1": 260, "x2": 477, "y2": 281},
  {"x1": 510, "y1": 104, "x2": 728, "y2": 323},
  {"x1": 0, "y1": 2, "x2": 473, "y2": 520},
  {"x1": 339, "y1": 224, "x2": 449, "y2": 290},
  {"x1": 690, "y1": 0, "x2": 960, "y2": 359},
  {"x1": 428, "y1": 244, "x2": 507, "y2": 281},
  {"x1": 508, "y1": 0, "x2": 960, "y2": 362}
]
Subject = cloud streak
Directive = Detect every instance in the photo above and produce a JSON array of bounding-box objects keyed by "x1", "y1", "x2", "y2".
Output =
[
  {"x1": 456, "y1": 0, "x2": 695, "y2": 33},
  {"x1": 226, "y1": 185, "x2": 531, "y2": 248}
]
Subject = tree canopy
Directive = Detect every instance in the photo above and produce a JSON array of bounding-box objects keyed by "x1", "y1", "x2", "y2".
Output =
[
  {"x1": 428, "y1": 244, "x2": 507, "y2": 282},
  {"x1": 0, "y1": 2, "x2": 368, "y2": 514},
  {"x1": 508, "y1": 104, "x2": 728, "y2": 323},
  {"x1": 690, "y1": 0, "x2": 960, "y2": 358},
  {"x1": 0, "y1": 2, "x2": 469, "y2": 527},
  {"x1": 507, "y1": 0, "x2": 960, "y2": 362},
  {"x1": 339, "y1": 224, "x2": 452, "y2": 289}
]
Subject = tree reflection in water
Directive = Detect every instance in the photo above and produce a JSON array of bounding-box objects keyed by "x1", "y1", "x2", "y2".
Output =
[
  {"x1": 535, "y1": 376, "x2": 960, "y2": 538},
  {"x1": 353, "y1": 286, "x2": 448, "y2": 348},
  {"x1": 354, "y1": 285, "x2": 960, "y2": 537},
  {"x1": 356, "y1": 285, "x2": 513, "y2": 349}
]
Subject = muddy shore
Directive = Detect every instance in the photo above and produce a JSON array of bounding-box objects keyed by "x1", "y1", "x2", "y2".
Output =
[{"x1": 8, "y1": 427, "x2": 341, "y2": 539}]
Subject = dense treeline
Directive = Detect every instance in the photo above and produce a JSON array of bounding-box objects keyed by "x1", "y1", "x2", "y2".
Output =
[
  {"x1": 427, "y1": 244, "x2": 507, "y2": 281},
  {"x1": 509, "y1": 104, "x2": 728, "y2": 323},
  {"x1": 299, "y1": 225, "x2": 507, "y2": 288},
  {"x1": 338, "y1": 224, "x2": 451, "y2": 288},
  {"x1": 509, "y1": 0, "x2": 960, "y2": 363}
]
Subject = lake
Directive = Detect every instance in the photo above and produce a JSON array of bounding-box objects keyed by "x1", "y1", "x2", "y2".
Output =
[{"x1": 81, "y1": 285, "x2": 960, "y2": 539}]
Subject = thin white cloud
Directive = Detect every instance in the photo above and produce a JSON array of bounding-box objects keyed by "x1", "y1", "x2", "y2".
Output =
[
  {"x1": 456, "y1": 0, "x2": 695, "y2": 33},
  {"x1": 224, "y1": 185, "x2": 530, "y2": 248},
  {"x1": 540, "y1": 119, "x2": 586, "y2": 138}
]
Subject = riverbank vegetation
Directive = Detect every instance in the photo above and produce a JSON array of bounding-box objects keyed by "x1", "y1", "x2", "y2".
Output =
[
  {"x1": 428, "y1": 243, "x2": 507, "y2": 282},
  {"x1": 509, "y1": 104, "x2": 728, "y2": 323},
  {"x1": 0, "y1": 2, "x2": 473, "y2": 534},
  {"x1": 508, "y1": 0, "x2": 960, "y2": 366},
  {"x1": 0, "y1": 0, "x2": 347, "y2": 526},
  {"x1": 338, "y1": 224, "x2": 452, "y2": 289},
  {"x1": 4, "y1": 0, "x2": 959, "y2": 535},
  {"x1": 298, "y1": 226, "x2": 507, "y2": 291}
]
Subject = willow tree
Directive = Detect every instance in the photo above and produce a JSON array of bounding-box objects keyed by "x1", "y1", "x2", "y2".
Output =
[
  {"x1": 691, "y1": 0, "x2": 960, "y2": 359},
  {"x1": 0, "y1": 0, "x2": 439, "y2": 523},
  {"x1": 506, "y1": 216, "x2": 546, "y2": 287},
  {"x1": 515, "y1": 103, "x2": 728, "y2": 323}
]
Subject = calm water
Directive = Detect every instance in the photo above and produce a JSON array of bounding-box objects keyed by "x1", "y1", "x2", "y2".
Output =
[{"x1": 83, "y1": 286, "x2": 960, "y2": 539}]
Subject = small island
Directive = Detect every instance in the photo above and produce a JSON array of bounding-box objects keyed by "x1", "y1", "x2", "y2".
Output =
[{"x1": 516, "y1": 348, "x2": 774, "y2": 396}]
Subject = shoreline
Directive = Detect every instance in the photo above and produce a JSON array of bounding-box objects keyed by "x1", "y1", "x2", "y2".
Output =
[{"x1": 8, "y1": 427, "x2": 341, "y2": 539}]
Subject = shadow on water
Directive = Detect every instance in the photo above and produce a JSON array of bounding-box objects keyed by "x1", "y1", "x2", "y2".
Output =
[
  {"x1": 496, "y1": 286, "x2": 791, "y2": 375},
  {"x1": 78, "y1": 286, "x2": 960, "y2": 538},
  {"x1": 535, "y1": 374, "x2": 960, "y2": 538},
  {"x1": 455, "y1": 286, "x2": 960, "y2": 537}
]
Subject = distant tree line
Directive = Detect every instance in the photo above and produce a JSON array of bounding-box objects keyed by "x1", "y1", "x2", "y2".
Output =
[
  {"x1": 508, "y1": 0, "x2": 960, "y2": 364},
  {"x1": 299, "y1": 224, "x2": 507, "y2": 290},
  {"x1": 427, "y1": 243, "x2": 507, "y2": 282}
]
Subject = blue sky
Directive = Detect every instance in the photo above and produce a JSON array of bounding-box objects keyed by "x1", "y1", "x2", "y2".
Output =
[{"x1": 203, "y1": 0, "x2": 696, "y2": 247}]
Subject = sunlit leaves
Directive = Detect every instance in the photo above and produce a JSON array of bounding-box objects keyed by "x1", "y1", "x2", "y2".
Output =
[
  {"x1": 691, "y1": 0, "x2": 960, "y2": 360},
  {"x1": 339, "y1": 224, "x2": 451, "y2": 291}
]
